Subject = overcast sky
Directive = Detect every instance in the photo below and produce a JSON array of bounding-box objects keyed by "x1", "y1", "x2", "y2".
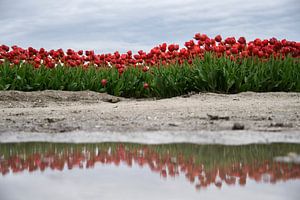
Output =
[
  {"x1": 1, "y1": 164, "x2": 300, "y2": 200},
  {"x1": 0, "y1": 0, "x2": 299, "y2": 53}
]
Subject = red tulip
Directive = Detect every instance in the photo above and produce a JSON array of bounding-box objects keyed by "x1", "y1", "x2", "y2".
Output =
[
  {"x1": 230, "y1": 47, "x2": 238, "y2": 54},
  {"x1": 238, "y1": 37, "x2": 246, "y2": 44},
  {"x1": 143, "y1": 83, "x2": 149, "y2": 89},
  {"x1": 78, "y1": 50, "x2": 83, "y2": 55},
  {"x1": 1, "y1": 45, "x2": 9, "y2": 52},
  {"x1": 160, "y1": 43, "x2": 167, "y2": 52},
  {"x1": 262, "y1": 39, "x2": 269, "y2": 46},
  {"x1": 258, "y1": 51, "x2": 264, "y2": 58},
  {"x1": 13, "y1": 59, "x2": 20, "y2": 65},
  {"x1": 205, "y1": 38, "x2": 211, "y2": 46},
  {"x1": 225, "y1": 37, "x2": 236, "y2": 45},
  {"x1": 241, "y1": 51, "x2": 249, "y2": 57},
  {"x1": 127, "y1": 50, "x2": 132, "y2": 56},
  {"x1": 254, "y1": 38, "x2": 262, "y2": 46},
  {"x1": 168, "y1": 44, "x2": 175, "y2": 52},
  {"x1": 101, "y1": 79, "x2": 107, "y2": 87},
  {"x1": 118, "y1": 68, "x2": 124, "y2": 75},
  {"x1": 215, "y1": 35, "x2": 222, "y2": 42},
  {"x1": 142, "y1": 66, "x2": 149, "y2": 72},
  {"x1": 194, "y1": 33, "x2": 201, "y2": 40},
  {"x1": 199, "y1": 34, "x2": 208, "y2": 41}
]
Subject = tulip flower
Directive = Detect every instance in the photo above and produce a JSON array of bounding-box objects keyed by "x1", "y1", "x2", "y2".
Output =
[
  {"x1": 143, "y1": 83, "x2": 149, "y2": 89},
  {"x1": 101, "y1": 79, "x2": 107, "y2": 87},
  {"x1": 215, "y1": 35, "x2": 222, "y2": 42}
]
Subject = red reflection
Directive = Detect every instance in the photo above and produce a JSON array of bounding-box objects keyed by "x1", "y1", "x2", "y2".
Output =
[{"x1": 1, "y1": 144, "x2": 300, "y2": 190}]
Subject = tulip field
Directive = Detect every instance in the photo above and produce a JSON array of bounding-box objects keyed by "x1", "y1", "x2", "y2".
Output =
[{"x1": 0, "y1": 33, "x2": 299, "y2": 98}]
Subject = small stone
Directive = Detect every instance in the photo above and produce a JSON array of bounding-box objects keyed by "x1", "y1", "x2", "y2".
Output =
[
  {"x1": 271, "y1": 122, "x2": 284, "y2": 127},
  {"x1": 268, "y1": 116, "x2": 273, "y2": 120},
  {"x1": 270, "y1": 122, "x2": 293, "y2": 128},
  {"x1": 182, "y1": 91, "x2": 196, "y2": 98},
  {"x1": 207, "y1": 114, "x2": 229, "y2": 120},
  {"x1": 110, "y1": 98, "x2": 120, "y2": 103},
  {"x1": 104, "y1": 97, "x2": 120, "y2": 103},
  {"x1": 232, "y1": 123, "x2": 244, "y2": 130}
]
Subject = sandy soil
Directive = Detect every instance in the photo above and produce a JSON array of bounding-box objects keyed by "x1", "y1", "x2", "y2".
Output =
[{"x1": 0, "y1": 90, "x2": 299, "y2": 134}]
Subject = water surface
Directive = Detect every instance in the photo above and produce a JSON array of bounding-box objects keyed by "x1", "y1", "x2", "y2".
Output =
[{"x1": 1, "y1": 142, "x2": 300, "y2": 200}]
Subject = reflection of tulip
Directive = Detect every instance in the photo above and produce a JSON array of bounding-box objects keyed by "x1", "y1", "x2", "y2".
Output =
[
  {"x1": 195, "y1": 184, "x2": 201, "y2": 190},
  {"x1": 224, "y1": 176, "x2": 236, "y2": 185},
  {"x1": 161, "y1": 169, "x2": 167, "y2": 178},
  {"x1": 1, "y1": 143, "x2": 300, "y2": 192},
  {"x1": 239, "y1": 176, "x2": 246, "y2": 186},
  {"x1": 214, "y1": 181, "x2": 222, "y2": 188}
]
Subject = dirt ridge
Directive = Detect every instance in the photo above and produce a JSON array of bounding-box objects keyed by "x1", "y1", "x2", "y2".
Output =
[{"x1": 0, "y1": 91, "x2": 299, "y2": 134}]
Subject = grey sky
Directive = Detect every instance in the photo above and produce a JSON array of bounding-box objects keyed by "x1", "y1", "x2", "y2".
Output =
[
  {"x1": 1, "y1": 164, "x2": 300, "y2": 200},
  {"x1": 0, "y1": 0, "x2": 299, "y2": 53}
]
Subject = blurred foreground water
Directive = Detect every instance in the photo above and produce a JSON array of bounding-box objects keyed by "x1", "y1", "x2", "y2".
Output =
[
  {"x1": 0, "y1": 142, "x2": 300, "y2": 200},
  {"x1": 0, "y1": 143, "x2": 300, "y2": 199}
]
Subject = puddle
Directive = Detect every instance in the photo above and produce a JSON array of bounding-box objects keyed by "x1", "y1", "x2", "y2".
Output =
[{"x1": 1, "y1": 142, "x2": 300, "y2": 200}]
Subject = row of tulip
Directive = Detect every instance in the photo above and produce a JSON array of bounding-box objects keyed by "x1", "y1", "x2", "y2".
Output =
[
  {"x1": 0, "y1": 34, "x2": 299, "y2": 97},
  {"x1": 0, "y1": 34, "x2": 299, "y2": 71}
]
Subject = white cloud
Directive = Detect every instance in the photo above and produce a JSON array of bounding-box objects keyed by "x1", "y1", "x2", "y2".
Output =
[{"x1": 0, "y1": 0, "x2": 299, "y2": 53}]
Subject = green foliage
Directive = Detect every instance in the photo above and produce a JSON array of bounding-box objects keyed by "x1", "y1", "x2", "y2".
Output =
[{"x1": 0, "y1": 53, "x2": 299, "y2": 98}]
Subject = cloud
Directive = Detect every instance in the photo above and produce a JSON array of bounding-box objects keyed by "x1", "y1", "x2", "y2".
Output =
[{"x1": 0, "y1": 0, "x2": 299, "y2": 53}]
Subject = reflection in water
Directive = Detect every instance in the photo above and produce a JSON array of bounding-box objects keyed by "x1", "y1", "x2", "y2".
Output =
[{"x1": 1, "y1": 143, "x2": 300, "y2": 190}]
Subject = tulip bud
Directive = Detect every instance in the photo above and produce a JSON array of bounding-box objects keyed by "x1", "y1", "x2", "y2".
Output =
[
  {"x1": 101, "y1": 79, "x2": 107, "y2": 87},
  {"x1": 143, "y1": 83, "x2": 149, "y2": 89}
]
